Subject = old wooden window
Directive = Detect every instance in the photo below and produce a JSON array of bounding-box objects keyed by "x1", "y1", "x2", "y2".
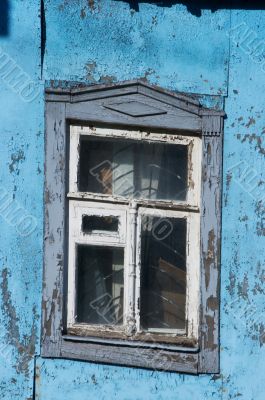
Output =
[
  {"x1": 67, "y1": 126, "x2": 201, "y2": 342},
  {"x1": 42, "y1": 81, "x2": 224, "y2": 373}
]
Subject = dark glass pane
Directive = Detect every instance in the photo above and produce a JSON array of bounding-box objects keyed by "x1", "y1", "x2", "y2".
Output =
[
  {"x1": 78, "y1": 137, "x2": 188, "y2": 201},
  {"x1": 76, "y1": 245, "x2": 124, "y2": 325},
  {"x1": 79, "y1": 139, "x2": 115, "y2": 194},
  {"x1": 134, "y1": 142, "x2": 187, "y2": 201},
  {"x1": 140, "y1": 216, "x2": 186, "y2": 331},
  {"x1": 82, "y1": 215, "x2": 119, "y2": 233}
]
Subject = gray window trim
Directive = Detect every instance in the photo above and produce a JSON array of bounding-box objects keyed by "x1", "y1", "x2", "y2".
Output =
[{"x1": 42, "y1": 80, "x2": 224, "y2": 374}]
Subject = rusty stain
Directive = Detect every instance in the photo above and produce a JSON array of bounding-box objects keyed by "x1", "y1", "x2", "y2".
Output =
[
  {"x1": 255, "y1": 200, "x2": 265, "y2": 236},
  {"x1": 226, "y1": 271, "x2": 235, "y2": 296},
  {"x1": 35, "y1": 364, "x2": 40, "y2": 386},
  {"x1": 210, "y1": 373, "x2": 222, "y2": 382},
  {"x1": 259, "y1": 324, "x2": 265, "y2": 347},
  {"x1": 152, "y1": 16, "x2": 157, "y2": 25},
  {"x1": 252, "y1": 323, "x2": 265, "y2": 347},
  {"x1": 45, "y1": 189, "x2": 52, "y2": 204},
  {"x1": 207, "y1": 295, "x2": 218, "y2": 311},
  {"x1": 252, "y1": 282, "x2": 264, "y2": 295},
  {"x1": 245, "y1": 117, "x2": 256, "y2": 128},
  {"x1": 206, "y1": 141, "x2": 212, "y2": 165},
  {"x1": 0, "y1": 268, "x2": 38, "y2": 377},
  {"x1": 205, "y1": 229, "x2": 216, "y2": 290},
  {"x1": 9, "y1": 149, "x2": 25, "y2": 174},
  {"x1": 204, "y1": 315, "x2": 217, "y2": 350},
  {"x1": 88, "y1": 0, "x2": 95, "y2": 11},
  {"x1": 42, "y1": 297, "x2": 55, "y2": 338},
  {"x1": 80, "y1": 7, "x2": 86, "y2": 19},
  {"x1": 188, "y1": 139, "x2": 195, "y2": 189},
  {"x1": 240, "y1": 133, "x2": 265, "y2": 155},
  {"x1": 239, "y1": 215, "x2": 248, "y2": 222},
  {"x1": 224, "y1": 171, "x2": 232, "y2": 206},
  {"x1": 237, "y1": 275, "x2": 249, "y2": 301},
  {"x1": 226, "y1": 172, "x2": 232, "y2": 190}
]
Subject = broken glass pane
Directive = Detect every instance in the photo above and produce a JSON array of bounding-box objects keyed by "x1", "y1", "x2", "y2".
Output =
[
  {"x1": 76, "y1": 245, "x2": 124, "y2": 325},
  {"x1": 140, "y1": 216, "x2": 186, "y2": 331}
]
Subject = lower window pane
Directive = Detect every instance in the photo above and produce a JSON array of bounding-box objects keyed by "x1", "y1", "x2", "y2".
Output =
[
  {"x1": 140, "y1": 216, "x2": 186, "y2": 331},
  {"x1": 76, "y1": 245, "x2": 124, "y2": 325}
]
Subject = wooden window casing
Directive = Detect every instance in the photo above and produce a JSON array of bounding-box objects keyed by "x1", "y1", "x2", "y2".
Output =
[
  {"x1": 67, "y1": 126, "x2": 201, "y2": 343},
  {"x1": 42, "y1": 80, "x2": 224, "y2": 373}
]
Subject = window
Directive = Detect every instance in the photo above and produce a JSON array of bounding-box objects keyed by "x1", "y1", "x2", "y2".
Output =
[
  {"x1": 67, "y1": 126, "x2": 201, "y2": 342},
  {"x1": 42, "y1": 81, "x2": 224, "y2": 373}
]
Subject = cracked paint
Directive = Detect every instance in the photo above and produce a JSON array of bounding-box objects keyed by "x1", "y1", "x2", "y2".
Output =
[
  {"x1": 0, "y1": 1, "x2": 265, "y2": 400},
  {"x1": 9, "y1": 149, "x2": 25, "y2": 175},
  {"x1": 0, "y1": 268, "x2": 37, "y2": 378}
]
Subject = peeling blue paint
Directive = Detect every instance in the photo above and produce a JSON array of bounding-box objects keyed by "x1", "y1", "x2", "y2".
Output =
[{"x1": 0, "y1": 1, "x2": 264, "y2": 399}]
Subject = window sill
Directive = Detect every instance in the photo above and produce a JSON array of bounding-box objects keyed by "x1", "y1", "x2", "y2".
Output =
[
  {"x1": 47, "y1": 334, "x2": 200, "y2": 373},
  {"x1": 64, "y1": 329, "x2": 198, "y2": 350},
  {"x1": 62, "y1": 334, "x2": 199, "y2": 353}
]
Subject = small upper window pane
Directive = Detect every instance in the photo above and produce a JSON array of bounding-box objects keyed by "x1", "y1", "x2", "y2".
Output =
[
  {"x1": 78, "y1": 137, "x2": 188, "y2": 201},
  {"x1": 82, "y1": 215, "x2": 119, "y2": 233}
]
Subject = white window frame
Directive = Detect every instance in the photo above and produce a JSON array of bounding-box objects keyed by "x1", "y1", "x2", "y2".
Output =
[
  {"x1": 67, "y1": 201, "x2": 128, "y2": 332},
  {"x1": 67, "y1": 125, "x2": 202, "y2": 342},
  {"x1": 69, "y1": 126, "x2": 201, "y2": 209},
  {"x1": 135, "y1": 207, "x2": 200, "y2": 339}
]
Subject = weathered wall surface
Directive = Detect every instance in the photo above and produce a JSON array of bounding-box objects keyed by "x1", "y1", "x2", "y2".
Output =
[
  {"x1": 0, "y1": 1, "x2": 43, "y2": 399},
  {"x1": 0, "y1": 1, "x2": 264, "y2": 399}
]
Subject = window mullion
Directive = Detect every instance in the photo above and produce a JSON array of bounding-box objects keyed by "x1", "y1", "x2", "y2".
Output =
[
  {"x1": 125, "y1": 201, "x2": 137, "y2": 336},
  {"x1": 135, "y1": 210, "x2": 141, "y2": 333}
]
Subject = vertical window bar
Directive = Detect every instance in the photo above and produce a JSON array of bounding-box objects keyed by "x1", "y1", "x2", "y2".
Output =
[
  {"x1": 126, "y1": 201, "x2": 137, "y2": 336},
  {"x1": 69, "y1": 127, "x2": 80, "y2": 193},
  {"x1": 135, "y1": 212, "x2": 141, "y2": 332}
]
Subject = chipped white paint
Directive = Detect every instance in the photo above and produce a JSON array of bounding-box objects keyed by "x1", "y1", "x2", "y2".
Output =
[
  {"x1": 136, "y1": 207, "x2": 200, "y2": 339},
  {"x1": 67, "y1": 124, "x2": 201, "y2": 342},
  {"x1": 125, "y1": 201, "x2": 137, "y2": 336},
  {"x1": 70, "y1": 125, "x2": 201, "y2": 207},
  {"x1": 69, "y1": 128, "x2": 80, "y2": 193},
  {"x1": 67, "y1": 201, "x2": 128, "y2": 328}
]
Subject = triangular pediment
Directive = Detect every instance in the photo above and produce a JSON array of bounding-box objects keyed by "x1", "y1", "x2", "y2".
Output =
[{"x1": 46, "y1": 80, "x2": 224, "y2": 134}]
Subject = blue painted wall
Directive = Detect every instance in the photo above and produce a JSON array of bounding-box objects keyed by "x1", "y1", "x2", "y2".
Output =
[{"x1": 0, "y1": 1, "x2": 264, "y2": 399}]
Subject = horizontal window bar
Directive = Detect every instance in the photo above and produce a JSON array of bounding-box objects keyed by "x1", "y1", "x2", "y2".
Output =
[
  {"x1": 62, "y1": 335, "x2": 199, "y2": 353},
  {"x1": 67, "y1": 192, "x2": 200, "y2": 212}
]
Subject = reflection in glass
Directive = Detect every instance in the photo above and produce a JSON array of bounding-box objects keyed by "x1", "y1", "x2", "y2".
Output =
[
  {"x1": 78, "y1": 137, "x2": 188, "y2": 201},
  {"x1": 140, "y1": 216, "x2": 186, "y2": 331},
  {"x1": 76, "y1": 245, "x2": 124, "y2": 325}
]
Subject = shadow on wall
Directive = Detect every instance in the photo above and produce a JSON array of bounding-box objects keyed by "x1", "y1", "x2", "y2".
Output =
[
  {"x1": 0, "y1": 0, "x2": 10, "y2": 36},
  {"x1": 117, "y1": 0, "x2": 265, "y2": 15}
]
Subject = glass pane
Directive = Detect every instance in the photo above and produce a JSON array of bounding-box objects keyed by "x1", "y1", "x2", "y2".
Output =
[
  {"x1": 76, "y1": 245, "x2": 124, "y2": 325},
  {"x1": 140, "y1": 216, "x2": 186, "y2": 331},
  {"x1": 78, "y1": 137, "x2": 188, "y2": 201},
  {"x1": 82, "y1": 215, "x2": 119, "y2": 233}
]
